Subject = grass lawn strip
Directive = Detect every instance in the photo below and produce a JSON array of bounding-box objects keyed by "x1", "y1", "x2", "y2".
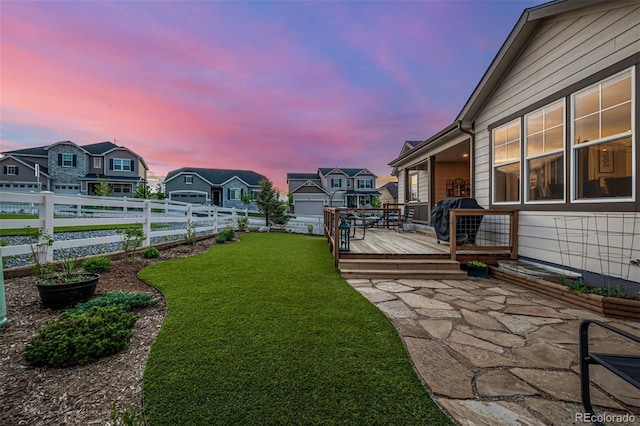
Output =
[{"x1": 139, "y1": 233, "x2": 453, "y2": 425}]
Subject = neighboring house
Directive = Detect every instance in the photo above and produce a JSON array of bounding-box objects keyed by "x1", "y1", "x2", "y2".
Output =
[
  {"x1": 377, "y1": 181, "x2": 398, "y2": 206},
  {"x1": 164, "y1": 167, "x2": 266, "y2": 209},
  {"x1": 0, "y1": 140, "x2": 148, "y2": 196},
  {"x1": 389, "y1": 0, "x2": 640, "y2": 287},
  {"x1": 287, "y1": 168, "x2": 379, "y2": 215}
]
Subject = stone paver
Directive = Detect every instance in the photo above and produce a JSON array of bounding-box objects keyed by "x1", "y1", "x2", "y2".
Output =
[{"x1": 347, "y1": 275, "x2": 640, "y2": 426}]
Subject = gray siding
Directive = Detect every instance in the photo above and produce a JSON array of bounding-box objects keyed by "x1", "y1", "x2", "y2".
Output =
[
  {"x1": 474, "y1": 2, "x2": 640, "y2": 207},
  {"x1": 472, "y1": 1, "x2": 640, "y2": 284}
]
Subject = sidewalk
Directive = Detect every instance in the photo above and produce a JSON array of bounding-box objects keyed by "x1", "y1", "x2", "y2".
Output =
[{"x1": 347, "y1": 276, "x2": 640, "y2": 426}]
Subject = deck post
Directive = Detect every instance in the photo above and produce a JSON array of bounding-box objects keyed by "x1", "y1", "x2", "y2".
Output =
[
  {"x1": 449, "y1": 210, "x2": 457, "y2": 261},
  {"x1": 333, "y1": 209, "x2": 340, "y2": 267},
  {"x1": 510, "y1": 210, "x2": 519, "y2": 259}
]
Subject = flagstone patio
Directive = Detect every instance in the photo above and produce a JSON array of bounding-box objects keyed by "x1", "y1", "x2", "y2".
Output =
[{"x1": 347, "y1": 276, "x2": 640, "y2": 426}]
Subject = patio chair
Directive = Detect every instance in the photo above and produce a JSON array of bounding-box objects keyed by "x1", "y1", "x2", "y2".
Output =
[{"x1": 398, "y1": 208, "x2": 415, "y2": 232}]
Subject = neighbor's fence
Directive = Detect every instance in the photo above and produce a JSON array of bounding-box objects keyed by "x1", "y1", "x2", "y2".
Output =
[{"x1": 0, "y1": 191, "x2": 246, "y2": 263}]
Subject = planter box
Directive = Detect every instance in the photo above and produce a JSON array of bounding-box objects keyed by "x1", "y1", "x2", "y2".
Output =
[
  {"x1": 467, "y1": 264, "x2": 489, "y2": 278},
  {"x1": 490, "y1": 267, "x2": 640, "y2": 320},
  {"x1": 36, "y1": 273, "x2": 100, "y2": 309}
]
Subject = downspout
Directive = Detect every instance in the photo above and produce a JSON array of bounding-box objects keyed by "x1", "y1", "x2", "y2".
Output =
[{"x1": 457, "y1": 120, "x2": 475, "y2": 198}]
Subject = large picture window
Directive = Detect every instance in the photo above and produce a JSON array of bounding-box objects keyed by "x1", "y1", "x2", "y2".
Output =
[
  {"x1": 525, "y1": 100, "x2": 565, "y2": 202},
  {"x1": 572, "y1": 69, "x2": 633, "y2": 200},
  {"x1": 493, "y1": 119, "x2": 521, "y2": 203}
]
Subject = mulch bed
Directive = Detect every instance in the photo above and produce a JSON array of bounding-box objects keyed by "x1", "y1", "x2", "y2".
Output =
[{"x1": 0, "y1": 237, "x2": 219, "y2": 426}]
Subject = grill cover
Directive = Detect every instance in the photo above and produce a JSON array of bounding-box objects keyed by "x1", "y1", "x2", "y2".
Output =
[{"x1": 431, "y1": 198, "x2": 483, "y2": 244}]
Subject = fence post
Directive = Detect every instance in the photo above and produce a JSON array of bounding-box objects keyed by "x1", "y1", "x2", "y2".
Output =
[
  {"x1": 76, "y1": 202, "x2": 81, "y2": 217},
  {"x1": 40, "y1": 191, "x2": 54, "y2": 263},
  {"x1": 0, "y1": 248, "x2": 6, "y2": 327},
  {"x1": 143, "y1": 200, "x2": 151, "y2": 247},
  {"x1": 187, "y1": 204, "x2": 193, "y2": 239},
  {"x1": 232, "y1": 207, "x2": 237, "y2": 229},
  {"x1": 213, "y1": 206, "x2": 218, "y2": 232}
]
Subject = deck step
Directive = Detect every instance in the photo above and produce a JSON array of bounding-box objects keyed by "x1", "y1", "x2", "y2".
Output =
[
  {"x1": 339, "y1": 258, "x2": 467, "y2": 280},
  {"x1": 339, "y1": 268, "x2": 468, "y2": 280},
  {"x1": 339, "y1": 258, "x2": 460, "y2": 271}
]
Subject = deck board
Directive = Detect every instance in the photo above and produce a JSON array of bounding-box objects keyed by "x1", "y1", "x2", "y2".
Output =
[{"x1": 348, "y1": 228, "x2": 450, "y2": 255}]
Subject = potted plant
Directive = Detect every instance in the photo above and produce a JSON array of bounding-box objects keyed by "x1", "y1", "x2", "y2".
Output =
[
  {"x1": 466, "y1": 260, "x2": 489, "y2": 278},
  {"x1": 36, "y1": 256, "x2": 100, "y2": 309}
]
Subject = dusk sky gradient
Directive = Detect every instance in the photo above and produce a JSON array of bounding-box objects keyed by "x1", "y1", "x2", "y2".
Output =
[{"x1": 1, "y1": 0, "x2": 545, "y2": 192}]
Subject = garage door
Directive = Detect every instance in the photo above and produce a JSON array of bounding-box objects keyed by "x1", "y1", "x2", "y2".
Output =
[{"x1": 295, "y1": 200, "x2": 324, "y2": 216}]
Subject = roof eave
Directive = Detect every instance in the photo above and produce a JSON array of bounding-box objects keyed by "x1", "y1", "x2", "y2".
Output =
[{"x1": 457, "y1": 0, "x2": 610, "y2": 121}]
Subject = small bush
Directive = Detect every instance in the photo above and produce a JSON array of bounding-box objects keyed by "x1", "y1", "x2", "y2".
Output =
[
  {"x1": 220, "y1": 227, "x2": 235, "y2": 241},
  {"x1": 141, "y1": 246, "x2": 160, "y2": 259},
  {"x1": 69, "y1": 291, "x2": 158, "y2": 313},
  {"x1": 215, "y1": 235, "x2": 226, "y2": 244},
  {"x1": 184, "y1": 223, "x2": 196, "y2": 245},
  {"x1": 237, "y1": 217, "x2": 248, "y2": 232},
  {"x1": 83, "y1": 256, "x2": 112, "y2": 274},
  {"x1": 24, "y1": 307, "x2": 139, "y2": 368}
]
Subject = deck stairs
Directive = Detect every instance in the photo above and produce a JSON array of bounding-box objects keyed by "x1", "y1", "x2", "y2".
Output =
[{"x1": 338, "y1": 256, "x2": 467, "y2": 280}]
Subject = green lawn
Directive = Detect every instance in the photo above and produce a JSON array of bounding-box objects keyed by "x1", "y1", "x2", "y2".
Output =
[{"x1": 139, "y1": 233, "x2": 453, "y2": 425}]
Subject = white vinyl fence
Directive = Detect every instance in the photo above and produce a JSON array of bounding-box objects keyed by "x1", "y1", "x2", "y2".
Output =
[
  {"x1": 0, "y1": 191, "x2": 324, "y2": 265},
  {"x1": 0, "y1": 191, "x2": 247, "y2": 263}
]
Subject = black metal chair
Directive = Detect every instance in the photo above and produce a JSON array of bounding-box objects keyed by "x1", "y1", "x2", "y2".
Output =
[{"x1": 579, "y1": 319, "x2": 640, "y2": 426}]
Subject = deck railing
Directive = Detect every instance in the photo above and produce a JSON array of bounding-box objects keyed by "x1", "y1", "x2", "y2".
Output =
[
  {"x1": 324, "y1": 207, "x2": 401, "y2": 266},
  {"x1": 449, "y1": 209, "x2": 518, "y2": 261},
  {"x1": 325, "y1": 206, "x2": 518, "y2": 266}
]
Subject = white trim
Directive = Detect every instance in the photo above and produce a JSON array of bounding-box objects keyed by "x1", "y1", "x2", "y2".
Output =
[{"x1": 570, "y1": 67, "x2": 635, "y2": 203}]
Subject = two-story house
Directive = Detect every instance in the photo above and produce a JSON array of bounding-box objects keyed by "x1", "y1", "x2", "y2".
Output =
[
  {"x1": 287, "y1": 168, "x2": 379, "y2": 215},
  {"x1": 0, "y1": 140, "x2": 148, "y2": 196},
  {"x1": 164, "y1": 167, "x2": 267, "y2": 209}
]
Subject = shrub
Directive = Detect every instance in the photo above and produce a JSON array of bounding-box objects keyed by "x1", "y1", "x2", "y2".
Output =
[
  {"x1": 237, "y1": 216, "x2": 248, "y2": 232},
  {"x1": 83, "y1": 256, "x2": 112, "y2": 274},
  {"x1": 220, "y1": 227, "x2": 235, "y2": 241},
  {"x1": 141, "y1": 246, "x2": 160, "y2": 259},
  {"x1": 184, "y1": 223, "x2": 196, "y2": 245},
  {"x1": 215, "y1": 235, "x2": 226, "y2": 244},
  {"x1": 69, "y1": 291, "x2": 158, "y2": 313},
  {"x1": 307, "y1": 224, "x2": 314, "y2": 235},
  {"x1": 118, "y1": 226, "x2": 145, "y2": 258},
  {"x1": 24, "y1": 307, "x2": 139, "y2": 368}
]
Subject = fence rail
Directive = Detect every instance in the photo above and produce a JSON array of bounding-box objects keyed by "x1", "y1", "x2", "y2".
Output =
[{"x1": 0, "y1": 191, "x2": 246, "y2": 262}]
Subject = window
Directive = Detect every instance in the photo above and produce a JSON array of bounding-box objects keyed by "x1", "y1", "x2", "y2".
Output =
[
  {"x1": 229, "y1": 188, "x2": 241, "y2": 200},
  {"x1": 493, "y1": 118, "x2": 521, "y2": 203},
  {"x1": 357, "y1": 179, "x2": 373, "y2": 189},
  {"x1": 93, "y1": 158, "x2": 102, "y2": 168},
  {"x1": 184, "y1": 175, "x2": 193, "y2": 184},
  {"x1": 525, "y1": 100, "x2": 565, "y2": 202},
  {"x1": 409, "y1": 172, "x2": 418, "y2": 201},
  {"x1": 62, "y1": 153, "x2": 74, "y2": 167},
  {"x1": 113, "y1": 159, "x2": 132, "y2": 171},
  {"x1": 331, "y1": 178, "x2": 342, "y2": 188},
  {"x1": 251, "y1": 190, "x2": 260, "y2": 199},
  {"x1": 6, "y1": 165, "x2": 17, "y2": 175},
  {"x1": 572, "y1": 69, "x2": 633, "y2": 200}
]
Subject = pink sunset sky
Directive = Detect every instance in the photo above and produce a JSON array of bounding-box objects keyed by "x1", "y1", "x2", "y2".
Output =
[{"x1": 1, "y1": 0, "x2": 544, "y2": 192}]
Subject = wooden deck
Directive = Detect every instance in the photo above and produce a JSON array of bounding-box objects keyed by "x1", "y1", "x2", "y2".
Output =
[{"x1": 347, "y1": 228, "x2": 449, "y2": 255}]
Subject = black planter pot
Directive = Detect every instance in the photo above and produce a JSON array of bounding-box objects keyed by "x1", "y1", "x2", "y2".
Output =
[
  {"x1": 466, "y1": 264, "x2": 489, "y2": 278},
  {"x1": 36, "y1": 273, "x2": 100, "y2": 309}
]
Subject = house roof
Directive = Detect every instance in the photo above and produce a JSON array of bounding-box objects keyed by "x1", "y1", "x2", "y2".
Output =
[
  {"x1": 378, "y1": 181, "x2": 398, "y2": 199},
  {"x1": 287, "y1": 173, "x2": 320, "y2": 181},
  {"x1": 390, "y1": 0, "x2": 608, "y2": 168},
  {"x1": 1, "y1": 146, "x2": 48, "y2": 156},
  {"x1": 2, "y1": 140, "x2": 149, "y2": 170},
  {"x1": 165, "y1": 168, "x2": 267, "y2": 186},
  {"x1": 318, "y1": 168, "x2": 376, "y2": 178},
  {"x1": 83, "y1": 141, "x2": 119, "y2": 155},
  {"x1": 457, "y1": 0, "x2": 608, "y2": 121}
]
